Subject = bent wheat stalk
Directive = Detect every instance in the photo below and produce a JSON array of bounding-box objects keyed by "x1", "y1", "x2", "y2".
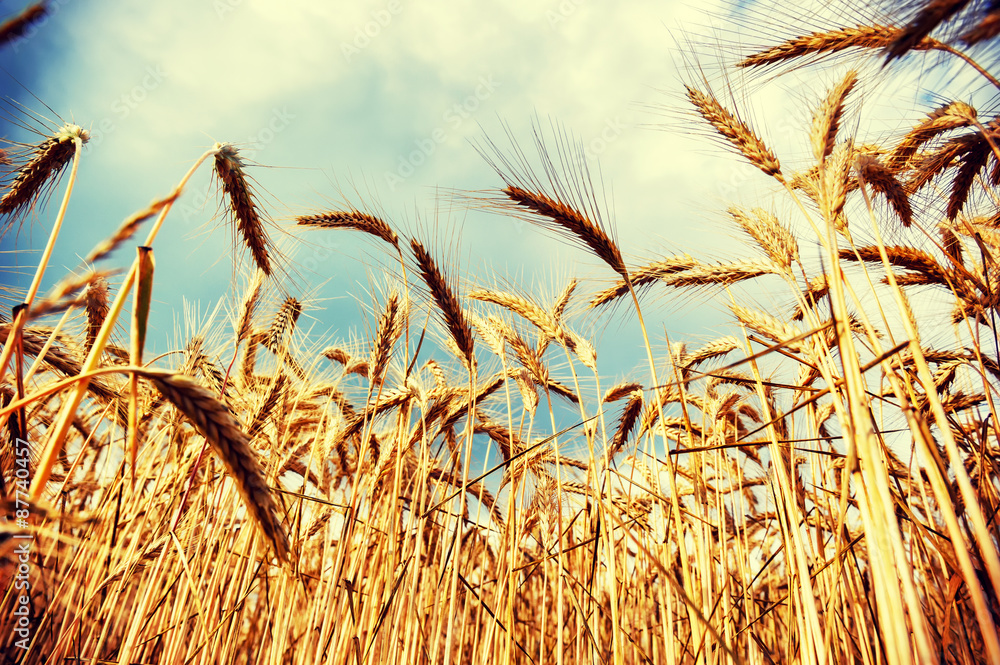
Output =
[
  {"x1": 147, "y1": 370, "x2": 291, "y2": 563},
  {"x1": 29, "y1": 146, "x2": 219, "y2": 499},
  {"x1": 410, "y1": 239, "x2": 474, "y2": 366},
  {"x1": 685, "y1": 85, "x2": 783, "y2": 181},
  {"x1": 503, "y1": 185, "x2": 627, "y2": 277},
  {"x1": 214, "y1": 143, "x2": 273, "y2": 276},
  {"x1": 296, "y1": 209, "x2": 400, "y2": 250},
  {"x1": 0, "y1": 126, "x2": 87, "y2": 394},
  {"x1": 0, "y1": 363, "x2": 290, "y2": 563}
]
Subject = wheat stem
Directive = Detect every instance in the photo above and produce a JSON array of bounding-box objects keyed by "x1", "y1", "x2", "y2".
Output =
[
  {"x1": 0, "y1": 134, "x2": 83, "y2": 399},
  {"x1": 29, "y1": 147, "x2": 218, "y2": 499}
]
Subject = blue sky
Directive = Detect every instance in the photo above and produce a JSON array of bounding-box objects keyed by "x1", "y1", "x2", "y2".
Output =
[
  {"x1": 3, "y1": 0, "x2": 935, "y2": 381},
  {"x1": 1, "y1": 0, "x2": 773, "y2": 378},
  {"x1": 5, "y1": 0, "x2": 992, "y2": 498}
]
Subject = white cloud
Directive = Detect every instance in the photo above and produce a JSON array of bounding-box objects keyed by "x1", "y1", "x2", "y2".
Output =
[{"x1": 11, "y1": 0, "x2": 808, "y2": 359}]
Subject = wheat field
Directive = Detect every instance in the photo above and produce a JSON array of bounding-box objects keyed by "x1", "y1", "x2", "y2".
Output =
[{"x1": 1, "y1": 1, "x2": 1000, "y2": 663}]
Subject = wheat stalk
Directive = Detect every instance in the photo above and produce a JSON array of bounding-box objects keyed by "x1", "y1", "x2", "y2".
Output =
[
  {"x1": 940, "y1": 223, "x2": 965, "y2": 267},
  {"x1": 906, "y1": 125, "x2": 990, "y2": 195},
  {"x1": 946, "y1": 139, "x2": 991, "y2": 219},
  {"x1": 502, "y1": 185, "x2": 627, "y2": 277},
  {"x1": 886, "y1": 0, "x2": 970, "y2": 60},
  {"x1": 246, "y1": 373, "x2": 288, "y2": 437},
  {"x1": 265, "y1": 296, "x2": 302, "y2": 354},
  {"x1": 603, "y1": 381, "x2": 643, "y2": 403},
  {"x1": 234, "y1": 269, "x2": 266, "y2": 346},
  {"x1": 962, "y1": 11, "x2": 1000, "y2": 44},
  {"x1": 86, "y1": 194, "x2": 176, "y2": 264},
  {"x1": 26, "y1": 269, "x2": 114, "y2": 321},
  {"x1": 791, "y1": 274, "x2": 831, "y2": 321},
  {"x1": 511, "y1": 367, "x2": 538, "y2": 415},
  {"x1": 731, "y1": 304, "x2": 808, "y2": 354},
  {"x1": 842, "y1": 245, "x2": 952, "y2": 282},
  {"x1": 606, "y1": 390, "x2": 643, "y2": 460},
  {"x1": 551, "y1": 278, "x2": 578, "y2": 321},
  {"x1": 888, "y1": 101, "x2": 977, "y2": 169},
  {"x1": 588, "y1": 255, "x2": 699, "y2": 308},
  {"x1": 83, "y1": 276, "x2": 110, "y2": 356},
  {"x1": 818, "y1": 141, "x2": 854, "y2": 231},
  {"x1": 728, "y1": 207, "x2": 799, "y2": 270},
  {"x1": 855, "y1": 154, "x2": 913, "y2": 227},
  {"x1": 369, "y1": 291, "x2": 403, "y2": 383},
  {"x1": 656, "y1": 260, "x2": 784, "y2": 288},
  {"x1": 469, "y1": 288, "x2": 572, "y2": 350},
  {"x1": 680, "y1": 337, "x2": 740, "y2": 370}
]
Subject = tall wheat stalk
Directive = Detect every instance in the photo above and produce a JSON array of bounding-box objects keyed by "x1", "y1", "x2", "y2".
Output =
[{"x1": 3, "y1": 1, "x2": 1000, "y2": 663}]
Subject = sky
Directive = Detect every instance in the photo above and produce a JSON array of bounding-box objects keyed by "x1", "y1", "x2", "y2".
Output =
[
  {"x1": 0, "y1": 0, "x2": 971, "y2": 381},
  {"x1": 0, "y1": 0, "x2": 763, "y2": 375}
]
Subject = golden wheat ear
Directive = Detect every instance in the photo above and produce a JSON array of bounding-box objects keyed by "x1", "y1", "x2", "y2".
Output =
[
  {"x1": 855, "y1": 155, "x2": 913, "y2": 227},
  {"x1": 607, "y1": 389, "x2": 643, "y2": 460},
  {"x1": 472, "y1": 119, "x2": 628, "y2": 278},
  {"x1": 213, "y1": 142, "x2": 275, "y2": 277},
  {"x1": 0, "y1": 123, "x2": 89, "y2": 224},
  {"x1": 369, "y1": 291, "x2": 403, "y2": 384},
  {"x1": 739, "y1": 24, "x2": 948, "y2": 69},
  {"x1": 905, "y1": 120, "x2": 998, "y2": 220},
  {"x1": 685, "y1": 85, "x2": 783, "y2": 182},
  {"x1": 503, "y1": 185, "x2": 627, "y2": 277},
  {"x1": 83, "y1": 276, "x2": 110, "y2": 355},
  {"x1": 962, "y1": 9, "x2": 1000, "y2": 44},
  {"x1": 728, "y1": 207, "x2": 799, "y2": 270},
  {"x1": 23, "y1": 269, "x2": 113, "y2": 321},
  {"x1": 143, "y1": 370, "x2": 291, "y2": 563},
  {"x1": 409, "y1": 239, "x2": 475, "y2": 366},
  {"x1": 887, "y1": 100, "x2": 977, "y2": 170},
  {"x1": 264, "y1": 296, "x2": 303, "y2": 353},
  {"x1": 296, "y1": 209, "x2": 400, "y2": 250},
  {"x1": 588, "y1": 255, "x2": 698, "y2": 309},
  {"x1": 811, "y1": 70, "x2": 858, "y2": 164}
]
